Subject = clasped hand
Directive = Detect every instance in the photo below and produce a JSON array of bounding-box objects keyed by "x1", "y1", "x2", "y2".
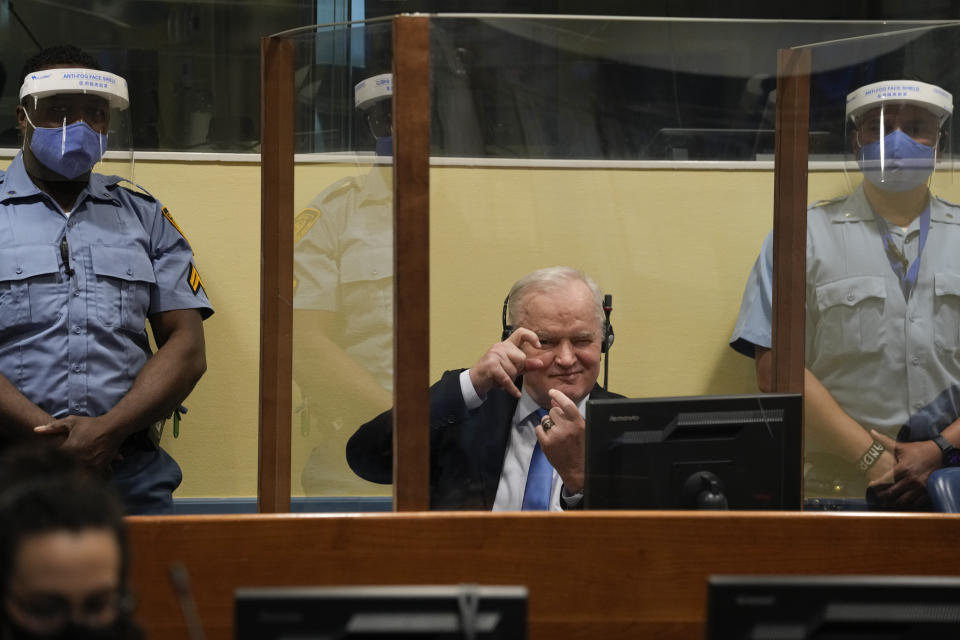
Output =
[
  {"x1": 34, "y1": 416, "x2": 123, "y2": 469},
  {"x1": 867, "y1": 430, "x2": 940, "y2": 509}
]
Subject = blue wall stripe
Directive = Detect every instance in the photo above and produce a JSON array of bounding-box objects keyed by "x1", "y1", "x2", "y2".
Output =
[{"x1": 172, "y1": 496, "x2": 393, "y2": 515}]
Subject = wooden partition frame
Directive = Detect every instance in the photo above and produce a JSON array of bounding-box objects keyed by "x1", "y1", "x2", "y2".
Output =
[
  {"x1": 391, "y1": 15, "x2": 431, "y2": 511},
  {"x1": 258, "y1": 35, "x2": 295, "y2": 513},
  {"x1": 258, "y1": 17, "x2": 431, "y2": 511},
  {"x1": 129, "y1": 512, "x2": 960, "y2": 640},
  {"x1": 770, "y1": 47, "x2": 810, "y2": 395}
]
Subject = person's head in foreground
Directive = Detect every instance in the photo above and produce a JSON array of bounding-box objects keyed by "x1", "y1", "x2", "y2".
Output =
[{"x1": 0, "y1": 445, "x2": 141, "y2": 640}]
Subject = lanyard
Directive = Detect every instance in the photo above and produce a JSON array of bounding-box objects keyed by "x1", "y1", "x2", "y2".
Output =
[{"x1": 875, "y1": 205, "x2": 930, "y2": 301}]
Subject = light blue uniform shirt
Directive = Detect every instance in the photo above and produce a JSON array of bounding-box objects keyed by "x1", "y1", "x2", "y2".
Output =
[
  {"x1": 731, "y1": 185, "x2": 960, "y2": 442},
  {"x1": 0, "y1": 153, "x2": 213, "y2": 423}
]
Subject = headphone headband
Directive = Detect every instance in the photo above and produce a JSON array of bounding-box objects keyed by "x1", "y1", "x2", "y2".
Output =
[{"x1": 500, "y1": 293, "x2": 614, "y2": 354}]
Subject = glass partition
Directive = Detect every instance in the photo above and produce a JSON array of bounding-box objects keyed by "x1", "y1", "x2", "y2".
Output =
[
  {"x1": 425, "y1": 17, "x2": 942, "y2": 161},
  {"x1": 264, "y1": 16, "x2": 960, "y2": 513},
  {"x1": 286, "y1": 20, "x2": 394, "y2": 506},
  {"x1": 795, "y1": 23, "x2": 960, "y2": 510},
  {"x1": 420, "y1": 16, "x2": 944, "y2": 511}
]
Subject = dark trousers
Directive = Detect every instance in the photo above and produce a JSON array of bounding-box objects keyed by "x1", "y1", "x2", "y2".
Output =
[{"x1": 112, "y1": 444, "x2": 182, "y2": 515}]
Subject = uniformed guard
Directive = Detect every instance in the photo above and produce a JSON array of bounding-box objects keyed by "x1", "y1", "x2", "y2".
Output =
[
  {"x1": 732, "y1": 78, "x2": 960, "y2": 509},
  {"x1": 0, "y1": 45, "x2": 213, "y2": 514}
]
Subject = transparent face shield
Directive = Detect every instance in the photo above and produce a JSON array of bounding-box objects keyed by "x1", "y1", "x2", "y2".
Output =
[
  {"x1": 19, "y1": 69, "x2": 135, "y2": 181},
  {"x1": 843, "y1": 89, "x2": 953, "y2": 197},
  {"x1": 355, "y1": 73, "x2": 392, "y2": 156}
]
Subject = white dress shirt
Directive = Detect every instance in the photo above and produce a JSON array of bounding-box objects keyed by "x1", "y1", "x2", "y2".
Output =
[{"x1": 459, "y1": 370, "x2": 587, "y2": 511}]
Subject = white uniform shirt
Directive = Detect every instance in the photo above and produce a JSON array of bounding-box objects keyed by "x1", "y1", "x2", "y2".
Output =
[{"x1": 293, "y1": 167, "x2": 394, "y2": 390}]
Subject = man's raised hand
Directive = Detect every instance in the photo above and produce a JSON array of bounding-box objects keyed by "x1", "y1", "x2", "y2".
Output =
[
  {"x1": 537, "y1": 388, "x2": 586, "y2": 493},
  {"x1": 468, "y1": 328, "x2": 544, "y2": 399}
]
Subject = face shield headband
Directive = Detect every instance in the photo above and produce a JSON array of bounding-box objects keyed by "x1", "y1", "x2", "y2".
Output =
[{"x1": 20, "y1": 68, "x2": 129, "y2": 110}]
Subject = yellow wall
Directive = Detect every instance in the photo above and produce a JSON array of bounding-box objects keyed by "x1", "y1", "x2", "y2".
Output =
[
  {"x1": 429, "y1": 167, "x2": 854, "y2": 398},
  {"x1": 128, "y1": 160, "x2": 262, "y2": 497},
  {"x1": 127, "y1": 160, "x2": 863, "y2": 498}
]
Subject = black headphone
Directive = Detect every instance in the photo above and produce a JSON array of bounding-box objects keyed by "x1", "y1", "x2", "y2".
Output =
[{"x1": 500, "y1": 293, "x2": 615, "y2": 354}]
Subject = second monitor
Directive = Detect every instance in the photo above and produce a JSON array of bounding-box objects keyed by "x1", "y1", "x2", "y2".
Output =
[{"x1": 584, "y1": 393, "x2": 802, "y2": 510}]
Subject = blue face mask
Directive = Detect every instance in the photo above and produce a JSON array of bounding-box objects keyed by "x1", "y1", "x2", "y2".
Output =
[
  {"x1": 25, "y1": 113, "x2": 108, "y2": 180},
  {"x1": 858, "y1": 128, "x2": 936, "y2": 193},
  {"x1": 375, "y1": 136, "x2": 392, "y2": 157}
]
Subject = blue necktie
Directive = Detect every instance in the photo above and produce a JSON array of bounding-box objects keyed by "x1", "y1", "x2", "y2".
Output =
[{"x1": 521, "y1": 408, "x2": 554, "y2": 511}]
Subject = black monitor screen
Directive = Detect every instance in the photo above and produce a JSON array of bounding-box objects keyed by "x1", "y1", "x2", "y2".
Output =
[
  {"x1": 584, "y1": 393, "x2": 802, "y2": 510},
  {"x1": 707, "y1": 575, "x2": 960, "y2": 639},
  {"x1": 234, "y1": 585, "x2": 527, "y2": 640}
]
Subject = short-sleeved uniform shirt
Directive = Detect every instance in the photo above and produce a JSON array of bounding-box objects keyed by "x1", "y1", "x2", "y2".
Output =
[
  {"x1": 292, "y1": 166, "x2": 393, "y2": 391},
  {"x1": 731, "y1": 184, "x2": 960, "y2": 444},
  {"x1": 0, "y1": 153, "x2": 213, "y2": 423}
]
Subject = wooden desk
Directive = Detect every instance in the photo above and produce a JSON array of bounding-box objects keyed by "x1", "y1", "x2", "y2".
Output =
[{"x1": 127, "y1": 511, "x2": 960, "y2": 639}]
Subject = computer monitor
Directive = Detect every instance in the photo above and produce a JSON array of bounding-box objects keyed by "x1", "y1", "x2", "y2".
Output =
[
  {"x1": 706, "y1": 575, "x2": 960, "y2": 639},
  {"x1": 234, "y1": 585, "x2": 527, "y2": 639},
  {"x1": 584, "y1": 393, "x2": 802, "y2": 510}
]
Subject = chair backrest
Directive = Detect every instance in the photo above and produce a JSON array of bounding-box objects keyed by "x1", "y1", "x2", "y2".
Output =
[{"x1": 927, "y1": 467, "x2": 960, "y2": 512}]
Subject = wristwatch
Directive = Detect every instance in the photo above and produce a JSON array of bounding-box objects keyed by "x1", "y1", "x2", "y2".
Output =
[{"x1": 933, "y1": 434, "x2": 960, "y2": 467}]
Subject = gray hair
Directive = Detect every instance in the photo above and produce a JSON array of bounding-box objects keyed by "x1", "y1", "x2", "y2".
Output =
[{"x1": 506, "y1": 266, "x2": 605, "y2": 331}]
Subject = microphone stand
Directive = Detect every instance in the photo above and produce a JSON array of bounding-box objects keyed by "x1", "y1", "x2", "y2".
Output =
[{"x1": 602, "y1": 294, "x2": 612, "y2": 391}]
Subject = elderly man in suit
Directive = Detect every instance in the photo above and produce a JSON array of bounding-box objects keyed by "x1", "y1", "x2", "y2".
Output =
[{"x1": 346, "y1": 265, "x2": 621, "y2": 510}]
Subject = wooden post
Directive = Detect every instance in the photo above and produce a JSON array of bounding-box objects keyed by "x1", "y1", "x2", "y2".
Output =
[
  {"x1": 258, "y1": 35, "x2": 295, "y2": 513},
  {"x1": 392, "y1": 15, "x2": 431, "y2": 511},
  {"x1": 772, "y1": 47, "x2": 811, "y2": 504},
  {"x1": 771, "y1": 47, "x2": 811, "y2": 395}
]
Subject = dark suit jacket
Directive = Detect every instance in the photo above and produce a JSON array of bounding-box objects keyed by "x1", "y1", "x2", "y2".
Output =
[{"x1": 346, "y1": 369, "x2": 623, "y2": 509}]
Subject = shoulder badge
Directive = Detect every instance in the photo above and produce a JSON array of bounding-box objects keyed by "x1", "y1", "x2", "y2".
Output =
[
  {"x1": 187, "y1": 263, "x2": 205, "y2": 295},
  {"x1": 294, "y1": 208, "x2": 322, "y2": 245},
  {"x1": 292, "y1": 208, "x2": 323, "y2": 293}
]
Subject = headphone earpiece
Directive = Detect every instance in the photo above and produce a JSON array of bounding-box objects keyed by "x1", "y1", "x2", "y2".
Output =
[
  {"x1": 500, "y1": 295, "x2": 512, "y2": 342},
  {"x1": 601, "y1": 292, "x2": 614, "y2": 355},
  {"x1": 602, "y1": 320, "x2": 614, "y2": 354}
]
